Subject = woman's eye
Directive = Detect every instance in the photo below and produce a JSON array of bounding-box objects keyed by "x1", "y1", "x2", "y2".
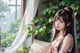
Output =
[{"x1": 55, "y1": 19, "x2": 58, "y2": 21}]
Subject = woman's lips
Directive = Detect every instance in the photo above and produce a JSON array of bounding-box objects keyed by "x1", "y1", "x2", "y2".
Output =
[{"x1": 56, "y1": 26, "x2": 60, "y2": 28}]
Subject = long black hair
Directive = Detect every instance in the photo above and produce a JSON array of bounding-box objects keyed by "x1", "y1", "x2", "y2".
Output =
[{"x1": 51, "y1": 7, "x2": 76, "y2": 53}]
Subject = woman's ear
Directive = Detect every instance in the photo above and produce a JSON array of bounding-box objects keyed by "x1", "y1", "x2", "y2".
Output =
[{"x1": 67, "y1": 22, "x2": 70, "y2": 26}]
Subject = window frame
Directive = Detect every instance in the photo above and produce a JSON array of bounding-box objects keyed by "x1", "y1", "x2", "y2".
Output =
[{"x1": 9, "y1": 0, "x2": 21, "y2": 19}]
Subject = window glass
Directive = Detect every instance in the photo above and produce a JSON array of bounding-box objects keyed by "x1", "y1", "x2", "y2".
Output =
[{"x1": 0, "y1": 0, "x2": 21, "y2": 48}]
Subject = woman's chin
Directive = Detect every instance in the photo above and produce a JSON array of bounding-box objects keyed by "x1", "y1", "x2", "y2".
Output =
[{"x1": 56, "y1": 28, "x2": 61, "y2": 30}]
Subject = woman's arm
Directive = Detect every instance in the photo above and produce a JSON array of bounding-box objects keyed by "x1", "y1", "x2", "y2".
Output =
[{"x1": 59, "y1": 34, "x2": 74, "y2": 53}]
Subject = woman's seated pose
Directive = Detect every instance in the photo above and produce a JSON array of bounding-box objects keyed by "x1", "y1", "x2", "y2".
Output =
[{"x1": 47, "y1": 7, "x2": 77, "y2": 53}]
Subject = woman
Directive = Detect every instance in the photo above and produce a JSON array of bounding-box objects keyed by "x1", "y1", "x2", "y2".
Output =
[{"x1": 47, "y1": 7, "x2": 77, "y2": 53}]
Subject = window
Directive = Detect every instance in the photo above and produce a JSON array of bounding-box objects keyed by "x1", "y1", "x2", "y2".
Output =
[
  {"x1": 0, "y1": 0, "x2": 21, "y2": 48},
  {"x1": 9, "y1": 0, "x2": 21, "y2": 19}
]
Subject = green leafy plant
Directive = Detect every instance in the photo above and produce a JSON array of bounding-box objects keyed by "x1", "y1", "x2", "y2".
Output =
[
  {"x1": 1, "y1": 33, "x2": 16, "y2": 47},
  {"x1": 16, "y1": 47, "x2": 30, "y2": 53}
]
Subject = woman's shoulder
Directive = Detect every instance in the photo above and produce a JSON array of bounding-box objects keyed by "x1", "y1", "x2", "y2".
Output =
[
  {"x1": 60, "y1": 33, "x2": 74, "y2": 52},
  {"x1": 63, "y1": 33, "x2": 74, "y2": 45},
  {"x1": 65, "y1": 33, "x2": 73, "y2": 40}
]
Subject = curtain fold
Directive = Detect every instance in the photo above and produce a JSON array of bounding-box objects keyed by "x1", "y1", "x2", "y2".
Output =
[{"x1": 1, "y1": 0, "x2": 39, "y2": 53}]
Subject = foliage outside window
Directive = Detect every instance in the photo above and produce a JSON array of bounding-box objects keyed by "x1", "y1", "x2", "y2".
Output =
[{"x1": 0, "y1": 0, "x2": 21, "y2": 48}]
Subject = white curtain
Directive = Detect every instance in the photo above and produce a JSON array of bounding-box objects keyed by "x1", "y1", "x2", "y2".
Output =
[{"x1": 1, "y1": 0, "x2": 39, "y2": 53}]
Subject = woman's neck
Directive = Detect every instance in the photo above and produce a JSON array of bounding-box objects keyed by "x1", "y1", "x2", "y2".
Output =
[{"x1": 59, "y1": 30, "x2": 65, "y2": 37}]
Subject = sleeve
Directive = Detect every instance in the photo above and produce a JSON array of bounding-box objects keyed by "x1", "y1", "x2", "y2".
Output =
[{"x1": 58, "y1": 50, "x2": 66, "y2": 53}]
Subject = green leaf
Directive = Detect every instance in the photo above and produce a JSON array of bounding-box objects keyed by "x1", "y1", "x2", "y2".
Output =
[
  {"x1": 23, "y1": 47, "x2": 28, "y2": 50},
  {"x1": 26, "y1": 35, "x2": 31, "y2": 39},
  {"x1": 49, "y1": 2, "x2": 53, "y2": 6},
  {"x1": 43, "y1": 25, "x2": 46, "y2": 29},
  {"x1": 51, "y1": 5, "x2": 58, "y2": 10},
  {"x1": 35, "y1": 25, "x2": 41, "y2": 29},
  {"x1": 24, "y1": 47, "x2": 31, "y2": 53},
  {"x1": 70, "y1": 3, "x2": 75, "y2": 10},
  {"x1": 75, "y1": 6, "x2": 79, "y2": 10},
  {"x1": 52, "y1": 10, "x2": 55, "y2": 13},
  {"x1": 16, "y1": 50, "x2": 23, "y2": 53},
  {"x1": 74, "y1": 12, "x2": 77, "y2": 15},
  {"x1": 34, "y1": 30, "x2": 38, "y2": 36},
  {"x1": 49, "y1": 17, "x2": 53, "y2": 23},
  {"x1": 48, "y1": 10, "x2": 51, "y2": 14},
  {"x1": 24, "y1": 25, "x2": 27, "y2": 31},
  {"x1": 28, "y1": 26, "x2": 31, "y2": 30},
  {"x1": 60, "y1": 1, "x2": 66, "y2": 6},
  {"x1": 41, "y1": 8, "x2": 49, "y2": 15},
  {"x1": 39, "y1": 28, "x2": 45, "y2": 35}
]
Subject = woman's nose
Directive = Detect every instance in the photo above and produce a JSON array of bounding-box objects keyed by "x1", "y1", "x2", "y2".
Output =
[{"x1": 56, "y1": 21, "x2": 59, "y2": 25}]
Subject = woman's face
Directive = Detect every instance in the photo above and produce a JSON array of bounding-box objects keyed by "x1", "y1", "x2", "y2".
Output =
[{"x1": 54, "y1": 18, "x2": 65, "y2": 31}]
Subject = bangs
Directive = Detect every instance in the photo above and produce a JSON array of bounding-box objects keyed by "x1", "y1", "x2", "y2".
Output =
[
  {"x1": 53, "y1": 9, "x2": 70, "y2": 25},
  {"x1": 54, "y1": 15, "x2": 63, "y2": 22}
]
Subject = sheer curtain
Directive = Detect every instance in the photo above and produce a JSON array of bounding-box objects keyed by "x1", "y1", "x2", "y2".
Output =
[{"x1": 1, "y1": 0, "x2": 39, "y2": 53}]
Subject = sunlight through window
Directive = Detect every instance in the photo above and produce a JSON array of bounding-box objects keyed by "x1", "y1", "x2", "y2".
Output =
[{"x1": 0, "y1": 0, "x2": 21, "y2": 48}]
